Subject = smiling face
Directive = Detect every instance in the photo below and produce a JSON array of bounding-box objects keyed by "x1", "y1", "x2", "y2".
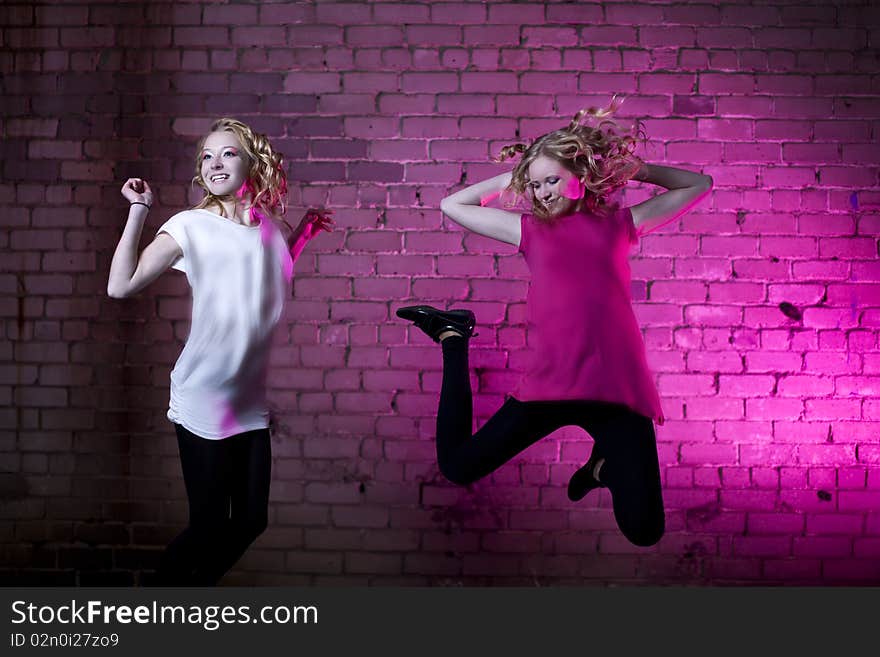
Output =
[
  {"x1": 199, "y1": 131, "x2": 249, "y2": 197},
  {"x1": 526, "y1": 154, "x2": 583, "y2": 219}
]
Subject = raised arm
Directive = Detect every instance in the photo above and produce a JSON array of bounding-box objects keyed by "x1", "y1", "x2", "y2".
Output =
[
  {"x1": 628, "y1": 164, "x2": 713, "y2": 235},
  {"x1": 439, "y1": 171, "x2": 522, "y2": 246},
  {"x1": 107, "y1": 178, "x2": 182, "y2": 299}
]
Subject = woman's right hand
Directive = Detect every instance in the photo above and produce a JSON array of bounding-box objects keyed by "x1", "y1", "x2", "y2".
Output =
[{"x1": 121, "y1": 178, "x2": 154, "y2": 208}]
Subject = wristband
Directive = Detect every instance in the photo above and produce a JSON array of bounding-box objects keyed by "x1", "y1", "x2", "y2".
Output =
[{"x1": 130, "y1": 201, "x2": 151, "y2": 209}]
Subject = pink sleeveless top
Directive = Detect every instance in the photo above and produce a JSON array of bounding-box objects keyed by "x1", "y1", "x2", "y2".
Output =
[{"x1": 514, "y1": 207, "x2": 664, "y2": 424}]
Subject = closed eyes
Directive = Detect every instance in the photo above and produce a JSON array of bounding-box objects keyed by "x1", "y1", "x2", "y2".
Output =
[{"x1": 528, "y1": 176, "x2": 560, "y2": 189}]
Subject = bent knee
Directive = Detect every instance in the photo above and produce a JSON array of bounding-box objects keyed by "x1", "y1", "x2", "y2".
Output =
[{"x1": 438, "y1": 461, "x2": 478, "y2": 487}]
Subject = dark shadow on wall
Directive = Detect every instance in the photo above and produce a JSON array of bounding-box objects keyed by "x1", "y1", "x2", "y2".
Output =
[{"x1": 0, "y1": 3, "x2": 195, "y2": 586}]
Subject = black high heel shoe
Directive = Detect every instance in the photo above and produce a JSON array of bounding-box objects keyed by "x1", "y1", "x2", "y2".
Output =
[
  {"x1": 567, "y1": 443, "x2": 606, "y2": 502},
  {"x1": 396, "y1": 305, "x2": 476, "y2": 343}
]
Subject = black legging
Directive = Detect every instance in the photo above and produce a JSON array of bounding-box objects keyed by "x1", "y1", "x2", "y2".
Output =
[
  {"x1": 437, "y1": 337, "x2": 665, "y2": 547},
  {"x1": 157, "y1": 424, "x2": 271, "y2": 585}
]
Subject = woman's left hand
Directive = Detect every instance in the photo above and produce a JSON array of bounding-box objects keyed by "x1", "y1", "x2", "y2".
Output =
[{"x1": 295, "y1": 208, "x2": 335, "y2": 242}]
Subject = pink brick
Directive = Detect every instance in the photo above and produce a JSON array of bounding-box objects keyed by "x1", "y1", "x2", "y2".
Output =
[
  {"x1": 747, "y1": 513, "x2": 805, "y2": 535},
  {"x1": 839, "y1": 491, "x2": 880, "y2": 511},
  {"x1": 717, "y1": 375, "x2": 775, "y2": 396},
  {"x1": 708, "y1": 283, "x2": 764, "y2": 304},
  {"x1": 674, "y1": 257, "x2": 734, "y2": 280},
  {"x1": 699, "y1": 73, "x2": 754, "y2": 94},
  {"x1": 487, "y1": 2, "x2": 553, "y2": 23},
  {"x1": 775, "y1": 376, "x2": 834, "y2": 398},
  {"x1": 793, "y1": 537, "x2": 852, "y2": 558},
  {"x1": 284, "y1": 72, "x2": 340, "y2": 94},
  {"x1": 519, "y1": 71, "x2": 579, "y2": 93},
  {"x1": 399, "y1": 72, "x2": 458, "y2": 93},
  {"x1": 685, "y1": 397, "x2": 744, "y2": 420},
  {"x1": 430, "y1": 2, "x2": 486, "y2": 25},
  {"x1": 704, "y1": 559, "x2": 762, "y2": 581},
  {"x1": 640, "y1": 26, "x2": 695, "y2": 48},
  {"x1": 745, "y1": 398, "x2": 804, "y2": 421},
  {"x1": 173, "y1": 26, "x2": 228, "y2": 47},
  {"x1": 694, "y1": 26, "x2": 751, "y2": 49},
  {"x1": 343, "y1": 72, "x2": 398, "y2": 93},
  {"x1": 797, "y1": 444, "x2": 857, "y2": 466},
  {"x1": 805, "y1": 352, "x2": 860, "y2": 374},
  {"x1": 859, "y1": 446, "x2": 880, "y2": 465},
  {"x1": 836, "y1": 376, "x2": 880, "y2": 397},
  {"x1": 767, "y1": 284, "x2": 826, "y2": 305},
  {"x1": 436, "y1": 95, "x2": 494, "y2": 115},
  {"x1": 734, "y1": 258, "x2": 790, "y2": 281},
  {"x1": 640, "y1": 234, "x2": 698, "y2": 256},
  {"x1": 631, "y1": 303, "x2": 682, "y2": 326},
  {"x1": 576, "y1": 26, "x2": 635, "y2": 45},
  {"x1": 752, "y1": 467, "x2": 781, "y2": 488},
  {"x1": 765, "y1": 168, "x2": 819, "y2": 193},
  {"x1": 684, "y1": 305, "x2": 743, "y2": 327},
  {"x1": 854, "y1": 539, "x2": 880, "y2": 558},
  {"x1": 826, "y1": 423, "x2": 879, "y2": 449},
  {"x1": 764, "y1": 559, "x2": 822, "y2": 581},
  {"x1": 838, "y1": 468, "x2": 867, "y2": 489},
  {"x1": 721, "y1": 416, "x2": 777, "y2": 445},
  {"x1": 733, "y1": 536, "x2": 791, "y2": 558},
  {"x1": 698, "y1": 118, "x2": 754, "y2": 140},
  {"x1": 759, "y1": 236, "x2": 818, "y2": 258},
  {"x1": 792, "y1": 260, "x2": 849, "y2": 281},
  {"x1": 802, "y1": 307, "x2": 860, "y2": 329},
  {"x1": 680, "y1": 444, "x2": 737, "y2": 465},
  {"x1": 656, "y1": 374, "x2": 714, "y2": 397},
  {"x1": 807, "y1": 513, "x2": 863, "y2": 536},
  {"x1": 286, "y1": 25, "x2": 343, "y2": 45},
  {"x1": 666, "y1": 141, "x2": 722, "y2": 163},
  {"x1": 826, "y1": 283, "x2": 880, "y2": 306},
  {"x1": 687, "y1": 351, "x2": 743, "y2": 373},
  {"x1": 724, "y1": 143, "x2": 781, "y2": 163},
  {"x1": 203, "y1": 5, "x2": 257, "y2": 24}
]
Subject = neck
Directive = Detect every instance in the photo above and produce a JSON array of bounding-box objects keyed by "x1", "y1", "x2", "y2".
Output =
[{"x1": 212, "y1": 197, "x2": 251, "y2": 224}]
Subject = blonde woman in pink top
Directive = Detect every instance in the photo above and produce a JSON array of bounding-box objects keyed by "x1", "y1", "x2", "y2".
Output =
[{"x1": 398, "y1": 98, "x2": 712, "y2": 546}]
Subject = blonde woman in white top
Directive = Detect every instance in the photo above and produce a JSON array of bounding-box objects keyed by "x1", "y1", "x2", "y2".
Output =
[{"x1": 108, "y1": 118, "x2": 332, "y2": 585}]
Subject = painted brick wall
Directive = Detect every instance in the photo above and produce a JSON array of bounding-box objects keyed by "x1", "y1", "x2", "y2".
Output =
[{"x1": 2, "y1": 0, "x2": 879, "y2": 585}]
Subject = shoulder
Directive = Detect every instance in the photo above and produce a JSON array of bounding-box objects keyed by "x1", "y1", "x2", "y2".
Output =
[
  {"x1": 157, "y1": 210, "x2": 209, "y2": 250},
  {"x1": 158, "y1": 209, "x2": 197, "y2": 232},
  {"x1": 165, "y1": 209, "x2": 202, "y2": 226}
]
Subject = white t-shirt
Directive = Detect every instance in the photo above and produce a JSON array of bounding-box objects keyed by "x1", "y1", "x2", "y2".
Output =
[{"x1": 157, "y1": 208, "x2": 293, "y2": 439}]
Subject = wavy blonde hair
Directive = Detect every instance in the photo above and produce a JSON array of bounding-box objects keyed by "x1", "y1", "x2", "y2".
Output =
[
  {"x1": 192, "y1": 117, "x2": 288, "y2": 224},
  {"x1": 497, "y1": 96, "x2": 645, "y2": 220}
]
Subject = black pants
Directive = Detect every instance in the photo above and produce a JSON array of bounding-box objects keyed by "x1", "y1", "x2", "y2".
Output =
[
  {"x1": 437, "y1": 337, "x2": 665, "y2": 547},
  {"x1": 157, "y1": 424, "x2": 271, "y2": 585}
]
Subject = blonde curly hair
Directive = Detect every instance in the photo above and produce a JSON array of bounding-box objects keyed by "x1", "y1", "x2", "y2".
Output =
[
  {"x1": 192, "y1": 117, "x2": 288, "y2": 224},
  {"x1": 497, "y1": 96, "x2": 645, "y2": 220}
]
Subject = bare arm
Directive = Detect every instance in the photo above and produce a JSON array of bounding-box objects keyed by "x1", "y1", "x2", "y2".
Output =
[
  {"x1": 107, "y1": 179, "x2": 182, "y2": 299},
  {"x1": 439, "y1": 171, "x2": 522, "y2": 246},
  {"x1": 628, "y1": 164, "x2": 713, "y2": 235}
]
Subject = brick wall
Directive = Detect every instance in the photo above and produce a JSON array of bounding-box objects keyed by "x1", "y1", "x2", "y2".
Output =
[{"x1": 2, "y1": 0, "x2": 879, "y2": 585}]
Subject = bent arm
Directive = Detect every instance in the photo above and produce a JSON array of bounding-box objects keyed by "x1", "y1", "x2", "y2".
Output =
[
  {"x1": 628, "y1": 164, "x2": 713, "y2": 235},
  {"x1": 280, "y1": 209, "x2": 334, "y2": 264},
  {"x1": 440, "y1": 171, "x2": 522, "y2": 246},
  {"x1": 107, "y1": 205, "x2": 182, "y2": 298}
]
